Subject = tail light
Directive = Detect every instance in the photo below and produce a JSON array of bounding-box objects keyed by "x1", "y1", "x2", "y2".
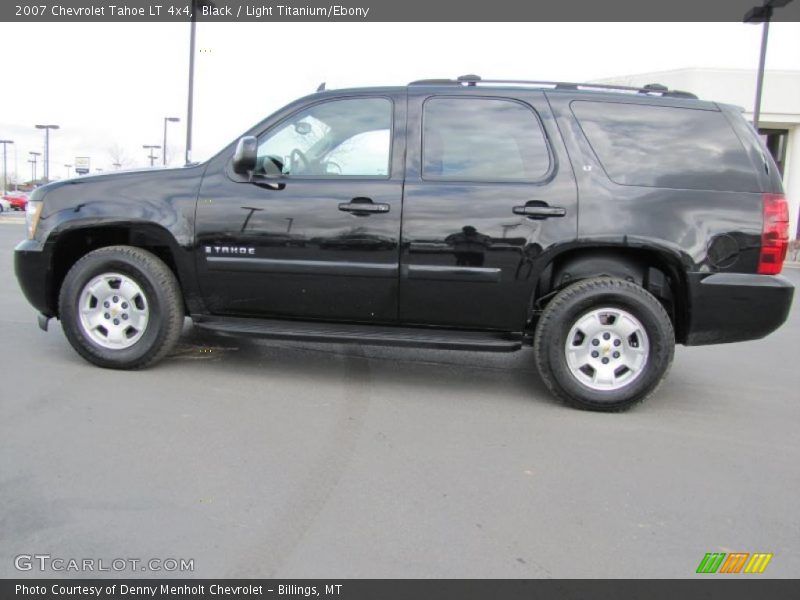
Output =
[{"x1": 758, "y1": 193, "x2": 789, "y2": 275}]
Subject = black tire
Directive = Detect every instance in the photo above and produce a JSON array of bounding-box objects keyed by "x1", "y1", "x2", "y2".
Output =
[
  {"x1": 533, "y1": 277, "x2": 674, "y2": 411},
  {"x1": 58, "y1": 245, "x2": 184, "y2": 369}
]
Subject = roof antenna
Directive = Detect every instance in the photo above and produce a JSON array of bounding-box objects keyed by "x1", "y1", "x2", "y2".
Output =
[{"x1": 316, "y1": 82, "x2": 326, "y2": 92}]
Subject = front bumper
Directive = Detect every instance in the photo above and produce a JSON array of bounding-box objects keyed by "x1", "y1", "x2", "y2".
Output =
[
  {"x1": 684, "y1": 272, "x2": 794, "y2": 345},
  {"x1": 14, "y1": 238, "x2": 54, "y2": 317}
]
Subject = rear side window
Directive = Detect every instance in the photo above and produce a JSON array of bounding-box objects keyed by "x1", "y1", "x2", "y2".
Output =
[
  {"x1": 571, "y1": 101, "x2": 759, "y2": 192},
  {"x1": 422, "y1": 97, "x2": 550, "y2": 181}
]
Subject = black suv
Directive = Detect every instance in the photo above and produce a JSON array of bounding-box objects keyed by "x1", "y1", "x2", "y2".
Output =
[{"x1": 15, "y1": 76, "x2": 794, "y2": 410}]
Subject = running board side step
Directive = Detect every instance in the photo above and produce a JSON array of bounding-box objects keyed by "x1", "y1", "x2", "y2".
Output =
[{"x1": 193, "y1": 316, "x2": 523, "y2": 352}]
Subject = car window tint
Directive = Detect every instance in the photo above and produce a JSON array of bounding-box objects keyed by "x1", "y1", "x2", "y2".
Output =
[
  {"x1": 422, "y1": 97, "x2": 550, "y2": 181},
  {"x1": 571, "y1": 101, "x2": 759, "y2": 192}
]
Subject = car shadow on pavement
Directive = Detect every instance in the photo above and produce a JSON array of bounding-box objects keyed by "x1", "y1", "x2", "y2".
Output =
[{"x1": 165, "y1": 321, "x2": 555, "y2": 408}]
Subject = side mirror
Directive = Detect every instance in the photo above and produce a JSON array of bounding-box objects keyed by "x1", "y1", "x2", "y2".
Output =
[{"x1": 232, "y1": 136, "x2": 257, "y2": 174}]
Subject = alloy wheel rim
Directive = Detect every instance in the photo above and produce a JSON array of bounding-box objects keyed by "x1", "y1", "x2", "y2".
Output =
[
  {"x1": 564, "y1": 307, "x2": 650, "y2": 391},
  {"x1": 78, "y1": 272, "x2": 149, "y2": 349}
]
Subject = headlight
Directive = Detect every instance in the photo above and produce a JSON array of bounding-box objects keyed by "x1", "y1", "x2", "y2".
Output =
[{"x1": 26, "y1": 201, "x2": 43, "y2": 240}]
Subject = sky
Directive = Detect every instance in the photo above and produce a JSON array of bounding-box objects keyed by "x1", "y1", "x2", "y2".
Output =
[{"x1": 1, "y1": 21, "x2": 799, "y2": 184}]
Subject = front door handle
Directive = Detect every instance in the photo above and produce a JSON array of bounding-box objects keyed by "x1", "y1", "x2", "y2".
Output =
[
  {"x1": 338, "y1": 197, "x2": 390, "y2": 216},
  {"x1": 512, "y1": 203, "x2": 567, "y2": 219}
]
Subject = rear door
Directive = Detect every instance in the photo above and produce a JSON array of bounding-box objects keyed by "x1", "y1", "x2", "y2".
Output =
[{"x1": 399, "y1": 88, "x2": 578, "y2": 330}]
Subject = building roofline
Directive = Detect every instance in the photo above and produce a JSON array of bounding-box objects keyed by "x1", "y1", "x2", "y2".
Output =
[{"x1": 594, "y1": 67, "x2": 800, "y2": 82}]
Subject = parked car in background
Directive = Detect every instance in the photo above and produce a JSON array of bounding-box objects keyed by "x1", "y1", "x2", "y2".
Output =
[
  {"x1": 0, "y1": 197, "x2": 11, "y2": 212},
  {"x1": 3, "y1": 192, "x2": 28, "y2": 211}
]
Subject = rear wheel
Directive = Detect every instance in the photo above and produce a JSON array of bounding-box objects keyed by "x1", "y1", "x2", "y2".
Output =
[
  {"x1": 533, "y1": 277, "x2": 674, "y2": 411},
  {"x1": 58, "y1": 246, "x2": 184, "y2": 369}
]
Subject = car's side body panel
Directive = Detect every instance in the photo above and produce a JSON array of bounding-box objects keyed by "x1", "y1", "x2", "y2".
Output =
[{"x1": 547, "y1": 92, "x2": 765, "y2": 275}]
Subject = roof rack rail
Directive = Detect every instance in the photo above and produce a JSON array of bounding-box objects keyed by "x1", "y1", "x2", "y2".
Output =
[{"x1": 408, "y1": 75, "x2": 698, "y2": 100}]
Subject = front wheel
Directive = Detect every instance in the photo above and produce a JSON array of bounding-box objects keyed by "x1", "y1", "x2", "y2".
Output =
[
  {"x1": 533, "y1": 278, "x2": 674, "y2": 411},
  {"x1": 58, "y1": 246, "x2": 184, "y2": 369}
]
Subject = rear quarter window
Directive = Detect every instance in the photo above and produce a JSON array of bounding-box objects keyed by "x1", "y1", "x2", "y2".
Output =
[{"x1": 571, "y1": 101, "x2": 759, "y2": 192}]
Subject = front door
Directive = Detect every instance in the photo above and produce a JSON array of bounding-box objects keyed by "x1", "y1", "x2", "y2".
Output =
[
  {"x1": 399, "y1": 89, "x2": 578, "y2": 330},
  {"x1": 195, "y1": 94, "x2": 405, "y2": 323}
]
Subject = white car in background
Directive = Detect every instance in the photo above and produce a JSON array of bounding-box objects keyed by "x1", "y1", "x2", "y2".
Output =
[{"x1": 0, "y1": 197, "x2": 12, "y2": 212}]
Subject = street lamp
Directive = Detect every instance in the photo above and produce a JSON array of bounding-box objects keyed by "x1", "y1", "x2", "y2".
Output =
[
  {"x1": 743, "y1": 0, "x2": 795, "y2": 129},
  {"x1": 35, "y1": 124, "x2": 60, "y2": 182},
  {"x1": 0, "y1": 139, "x2": 13, "y2": 193},
  {"x1": 142, "y1": 145, "x2": 161, "y2": 167},
  {"x1": 64, "y1": 164, "x2": 72, "y2": 178},
  {"x1": 163, "y1": 117, "x2": 180, "y2": 166},
  {"x1": 186, "y1": 1, "x2": 216, "y2": 165},
  {"x1": 29, "y1": 151, "x2": 41, "y2": 183}
]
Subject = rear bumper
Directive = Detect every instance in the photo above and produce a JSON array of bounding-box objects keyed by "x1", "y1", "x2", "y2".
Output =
[
  {"x1": 14, "y1": 239, "x2": 54, "y2": 317},
  {"x1": 684, "y1": 272, "x2": 794, "y2": 345}
]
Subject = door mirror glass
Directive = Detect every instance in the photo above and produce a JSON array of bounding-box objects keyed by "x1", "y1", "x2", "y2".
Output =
[{"x1": 232, "y1": 136, "x2": 257, "y2": 174}]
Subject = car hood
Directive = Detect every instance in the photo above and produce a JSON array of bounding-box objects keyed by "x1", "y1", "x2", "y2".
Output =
[
  {"x1": 31, "y1": 164, "x2": 208, "y2": 244},
  {"x1": 33, "y1": 164, "x2": 208, "y2": 213}
]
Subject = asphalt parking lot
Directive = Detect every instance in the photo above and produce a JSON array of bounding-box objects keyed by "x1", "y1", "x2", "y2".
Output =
[{"x1": 1, "y1": 214, "x2": 798, "y2": 579}]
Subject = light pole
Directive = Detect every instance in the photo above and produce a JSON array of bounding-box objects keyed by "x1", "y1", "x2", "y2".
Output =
[
  {"x1": 143, "y1": 145, "x2": 161, "y2": 167},
  {"x1": 28, "y1": 160, "x2": 36, "y2": 184},
  {"x1": 185, "y1": 1, "x2": 215, "y2": 165},
  {"x1": 186, "y1": 1, "x2": 198, "y2": 165},
  {"x1": 744, "y1": 0, "x2": 795, "y2": 129},
  {"x1": 0, "y1": 139, "x2": 13, "y2": 193},
  {"x1": 35, "y1": 124, "x2": 60, "y2": 182},
  {"x1": 163, "y1": 117, "x2": 180, "y2": 166},
  {"x1": 29, "y1": 152, "x2": 41, "y2": 183},
  {"x1": 64, "y1": 164, "x2": 72, "y2": 178}
]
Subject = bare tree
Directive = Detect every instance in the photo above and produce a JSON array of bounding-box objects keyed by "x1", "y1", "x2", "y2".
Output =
[
  {"x1": 4, "y1": 170, "x2": 21, "y2": 190},
  {"x1": 107, "y1": 143, "x2": 134, "y2": 169}
]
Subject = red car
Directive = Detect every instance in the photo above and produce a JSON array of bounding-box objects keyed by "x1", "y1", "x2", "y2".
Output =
[{"x1": 3, "y1": 192, "x2": 28, "y2": 211}]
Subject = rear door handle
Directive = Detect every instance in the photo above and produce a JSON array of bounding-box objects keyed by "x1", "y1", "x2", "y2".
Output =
[
  {"x1": 512, "y1": 204, "x2": 567, "y2": 219},
  {"x1": 338, "y1": 198, "x2": 390, "y2": 215}
]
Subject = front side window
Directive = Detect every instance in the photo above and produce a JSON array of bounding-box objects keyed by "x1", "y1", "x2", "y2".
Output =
[
  {"x1": 422, "y1": 97, "x2": 551, "y2": 181},
  {"x1": 257, "y1": 97, "x2": 392, "y2": 178}
]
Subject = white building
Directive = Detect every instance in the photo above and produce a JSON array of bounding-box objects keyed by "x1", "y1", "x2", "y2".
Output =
[{"x1": 596, "y1": 68, "x2": 800, "y2": 239}]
